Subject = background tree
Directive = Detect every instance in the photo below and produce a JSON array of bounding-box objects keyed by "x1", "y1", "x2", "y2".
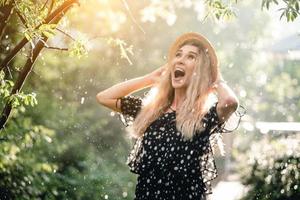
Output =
[{"x1": 0, "y1": 0, "x2": 299, "y2": 199}]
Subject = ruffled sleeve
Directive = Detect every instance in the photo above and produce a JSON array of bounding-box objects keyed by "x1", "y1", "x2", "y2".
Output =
[
  {"x1": 116, "y1": 95, "x2": 144, "y2": 174},
  {"x1": 206, "y1": 102, "x2": 226, "y2": 133},
  {"x1": 126, "y1": 135, "x2": 145, "y2": 174},
  {"x1": 198, "y1": 102, "x2": 246, "y2": 194},
  {"x1": 206, "y1": 102, "x2": 246, "y2": 147},
  {"x1": 116, "y1": 95, "x2": 143, "y2": 127}
]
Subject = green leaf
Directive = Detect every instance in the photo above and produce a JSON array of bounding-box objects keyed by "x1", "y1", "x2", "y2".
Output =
[
  {"x1": 6, "y1": 80, "x2": 14, "y2": 87},
  {"x1": 24, "y1": 97, "x2": 29, "y2": 105},
  {"x1": 69, "y1": 39, "x2": 88, "y2": 58},
  {"x1": 296, "y1": 2, "x2": 299, "y2": 12},
  {"x1": 0, "y1": 70, "x2": 4, "y2": 79},
  {"x1": 261, "y1": 0, "x2": 266, "y2": 10},
  {"x1": 39, "y1": 24, "x2": 57, "y2": 38},
  {"x1": 1, "y1": 0, "x2": 12, "y2": 6},
  {"x1": 286, "y1": 10, "x2": 289, "y2": 21},
  {"x1": 12, "y1": 98, "x2": 20, "y2": 108},
  {"x1": 280, "y1": 10, "x2": 285, "y2": 20},
  {"x1": 24, "y1": 32, "x2": 32, "y2": 41},
  {"x1": 292, "y1": 10, "x2": 297, "y2": 18}
]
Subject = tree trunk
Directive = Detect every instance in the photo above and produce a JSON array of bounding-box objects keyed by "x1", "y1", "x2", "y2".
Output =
[{"x1": 0, "y1": 3, "x2": 14, "y2": 41}]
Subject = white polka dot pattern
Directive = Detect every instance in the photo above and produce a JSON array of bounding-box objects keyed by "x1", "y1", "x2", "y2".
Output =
[
  {"x1": 117, "y1": 95, "x2": 241, "y2": 199},
  {"x1": 117, "y1": 95, "x2": 143, "y2": 127}
]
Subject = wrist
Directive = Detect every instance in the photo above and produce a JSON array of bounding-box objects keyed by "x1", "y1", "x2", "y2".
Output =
[{"x1": 143, "y1": 74, "x2": 155, "y2": 86}]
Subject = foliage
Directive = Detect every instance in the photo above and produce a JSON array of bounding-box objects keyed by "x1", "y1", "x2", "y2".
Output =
[
  {"x1": 206, "y1": 0, "x2": 237, "y2": 20},
  {"x1": 238, "y1": 135, "x2": 300, "y2": 200},
  {"x1": 0, "y1": 106, "x2": 136, "y2": 199},
  {"x1": 0, "y1": 0, "x2": 299, "y2": 199},
  {"x1": 0, "y1": 117, "x2": 57, "y2": 199},
  {"x1": 107, "y1": 38, "x2": 134, "y2": 65},
  {"x1": 140, "y1": 0, "x2": 238, "y2": 24},
  {"x1": 13, "y1": 0, "x2": 65, "y2": 42},
  {"x1": 0, "y1": 70, "x2": 13, "y2": 98},
  {"x1": 0, "y1": 70, "x2": 37, "y2": 109},
  {"x1": 261, "y1": 0, "x2": 300, "y2": 21},
  {"x1": 68, "y1": 39, "x2": 88, "y2": 58},
  {"x1": 0, "y1": 0, "x2": 82, "y2": 130}
]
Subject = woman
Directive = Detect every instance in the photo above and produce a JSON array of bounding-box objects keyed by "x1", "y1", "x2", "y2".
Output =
[{"x1": 96, "y1": 32, "x2": 243, "y2": 200}]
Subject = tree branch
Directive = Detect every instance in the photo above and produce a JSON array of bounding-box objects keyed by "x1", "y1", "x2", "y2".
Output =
[
  {"x1": 56, "y1": 27, "x2": 76, "y2": 41},
  {"x1": 39, "y1": 38, "x2": 68, "y2": 51},
  {"x1": 44, "y1": 46, "x2": 68, "y2": 51},
  {"x1": 48, "y1": 0, "x2": 55, "y2": 17},
  {"x1": 121, "y1": 0, "x2": 145, "y2": 34},
  {"x1": 41, "y1": 0, "x2": 50, "y2": 11},
  {"x1": 0, "y1": 0, "x2": 79, "y2": 72},
  {"x1": 15, "y1": 8, "x2": 28, "y2": 28},
  {"x1": 0, "y1": 0, "x2": 79, "y2": 130}
]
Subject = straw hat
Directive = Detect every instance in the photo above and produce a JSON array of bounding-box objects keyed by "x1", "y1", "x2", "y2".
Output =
[{"x1": 167, "y1": 32, "x2": 219, "y2": 74}]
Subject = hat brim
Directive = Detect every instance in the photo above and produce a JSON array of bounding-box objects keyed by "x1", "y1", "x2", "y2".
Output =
[{"x1": 168, "y1": 32, "x2": 219, "y2": 70}]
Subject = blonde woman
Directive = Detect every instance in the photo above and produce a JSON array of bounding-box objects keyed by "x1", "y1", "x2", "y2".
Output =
[{"x1": 96, "y1": 32, "x2": 244, "y2": 200}]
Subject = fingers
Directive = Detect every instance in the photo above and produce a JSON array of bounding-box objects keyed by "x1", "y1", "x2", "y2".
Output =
[
  {"x1": 161, "y1": 63, "x2": 168, "y2": 70},
  {"x1": 160, "y1": 63, "x2": 168, "y2": 74},
  {"x1": 161, "y1": 68, "x2": 167, "y2": 76}
]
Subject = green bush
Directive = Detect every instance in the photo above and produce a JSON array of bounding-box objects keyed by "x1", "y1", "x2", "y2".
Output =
[
  {"x1": 0, "y1": 116, "x2": 136, "y2": 200},
  {"x1": 239, "y1": 135, "x2": 300, "y2": 200}
]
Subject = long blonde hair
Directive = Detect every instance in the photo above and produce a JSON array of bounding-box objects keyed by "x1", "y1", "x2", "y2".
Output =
[{"x1": 127, "y1": 39, "x2": 219, "y2": 141}]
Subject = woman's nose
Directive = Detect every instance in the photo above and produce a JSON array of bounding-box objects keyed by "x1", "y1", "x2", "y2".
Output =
[{"x1": 176, "y1": 55, "x2": 185, "y2": 64}]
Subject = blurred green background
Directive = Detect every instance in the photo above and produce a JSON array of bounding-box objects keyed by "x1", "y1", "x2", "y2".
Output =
[{"x1": 0, "y1": 0, "x2": 299, "y2": 199}]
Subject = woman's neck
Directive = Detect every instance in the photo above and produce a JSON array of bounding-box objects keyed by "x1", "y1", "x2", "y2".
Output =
[{"x1": 171, "y1": 88, "x2": 186, "y2": 110}]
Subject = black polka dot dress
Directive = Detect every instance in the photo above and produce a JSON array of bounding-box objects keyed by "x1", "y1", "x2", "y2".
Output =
[{"x1": 116, "y1": 95, "x2": 242, "y2": 200}]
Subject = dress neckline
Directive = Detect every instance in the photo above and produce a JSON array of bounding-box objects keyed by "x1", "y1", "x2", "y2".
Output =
[
  {"x1": 163, "y1": 105, "x2": 176, "y2": 113},
  {"x1": 164, "y1": 110, "x2": 176, "y2": 114},
  {"x1": 169, "y1": 106, "x2": 176, "y2": 112}
]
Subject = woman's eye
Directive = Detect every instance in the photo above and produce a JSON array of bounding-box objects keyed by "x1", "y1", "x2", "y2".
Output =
[
  {"x1": 188, "y1": 55, "x2": 195, "y2": 59},
  {"x1": 175, "y1": 53, "x2": 181, "y2": 57}
]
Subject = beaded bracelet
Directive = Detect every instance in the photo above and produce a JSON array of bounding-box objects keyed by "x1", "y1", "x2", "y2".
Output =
[{"x1": 116, "y1": 97, "x2": 121, "y2": 109}]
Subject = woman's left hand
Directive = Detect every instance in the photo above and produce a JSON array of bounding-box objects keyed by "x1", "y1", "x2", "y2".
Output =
[
  {"x1": 209, "y1": 74, "x2": 225, "y2": 93},
  {"x1": 146, "y1": 64, "x2": 167, "y2": 85}
]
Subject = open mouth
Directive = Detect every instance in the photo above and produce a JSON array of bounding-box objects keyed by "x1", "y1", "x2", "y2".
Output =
[{"x1": 174, "y1": 68, "x2": 185, "y2": 78}]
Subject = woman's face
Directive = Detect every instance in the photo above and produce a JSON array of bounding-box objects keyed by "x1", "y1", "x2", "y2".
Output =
[{"x1": 171, "y1": 44, "x2": 200, "y2": 89}]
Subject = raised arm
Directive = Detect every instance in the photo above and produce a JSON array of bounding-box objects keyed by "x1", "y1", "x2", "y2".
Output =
[
  {"x1": 96, "y1": 65, "x2": 166, "y2": 112},
  {"x1": 211, "y1": 74, "x2": 239, "y2": 123}
]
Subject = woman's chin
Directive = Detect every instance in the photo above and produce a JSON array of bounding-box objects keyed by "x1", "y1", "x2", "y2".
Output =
[{"x1": 172, "y1": 80, "x2": 187, "y2": 89}]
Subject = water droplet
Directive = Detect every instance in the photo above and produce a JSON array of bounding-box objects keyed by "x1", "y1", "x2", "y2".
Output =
[
  {"x1": 80, "y1": 97, "x2": 85, "y2": 104},
  {"x1": 122, "y1": 191, "x2": 127, "y2": 197},
  {"x1": 110, "y1": 112, "x2": 115, "y2": 116}
]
